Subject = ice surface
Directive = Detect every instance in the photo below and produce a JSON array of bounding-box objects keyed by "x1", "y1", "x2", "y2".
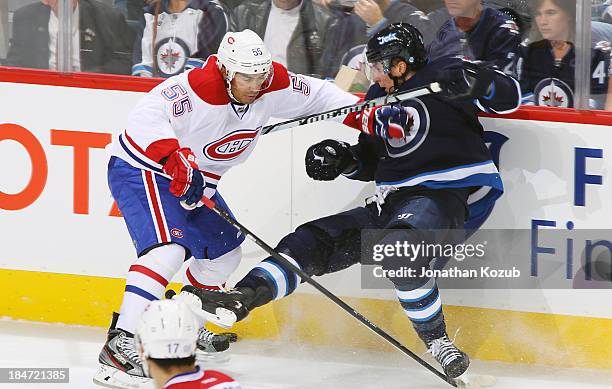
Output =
[{"x1": 0, "y1": 319, "x2": 610, "y2": 389}]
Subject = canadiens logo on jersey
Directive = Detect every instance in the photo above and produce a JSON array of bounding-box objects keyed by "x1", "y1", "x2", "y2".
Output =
[
  {"x1": 534, "y1": 78, "x2": 573, "y2": 108},
  {"x1": 204, "y1": 128, "x2": 260, "y2": 161},
  {"x1": 385, "y1": 99, "x2": 430, "y2": 158}
]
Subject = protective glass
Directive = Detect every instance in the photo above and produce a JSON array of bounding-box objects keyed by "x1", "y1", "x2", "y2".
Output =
[
  {"x1": 365, "y1": 60, "x2": 390, "y2": 82},
  {"x1": 233, "y1": 67, "x2": 275, "y2": 91}
]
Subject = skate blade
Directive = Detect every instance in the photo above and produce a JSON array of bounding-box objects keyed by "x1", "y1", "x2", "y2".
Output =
[
  {"x1": 454, "y1": 372, "x2": 497, "y2": 389},
  {"x1": 176, "y1": 291, "x2": 237, "y2": 329},
  {"x1": 196, "y1": 349, "x2": 231, "y2": 364},
  {"x1": 93, "y1": 364, "x2": 152, "y2": 389}
]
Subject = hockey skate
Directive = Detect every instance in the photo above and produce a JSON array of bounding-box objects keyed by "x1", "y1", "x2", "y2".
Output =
[
  {"x1": 427, "y1": 335, "x2": 470, "y2": 380},
  {"x1": 195, "y1": 328, "x2": 231, "y2": 363},
  {"x1": 93, "y1": 313, "x2": 151, "y2": 389},
  {"x1": 178, "y1": 285, "x2": 268, "y2": 328}
]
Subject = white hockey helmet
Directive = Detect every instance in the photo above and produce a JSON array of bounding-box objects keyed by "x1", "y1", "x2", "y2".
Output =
[
  {"x1": 217, "y1": 29, "x2": 274, "y2": 100},
  {"x1": 134, "y1": 300, "x2": 198, "y2": 370}
]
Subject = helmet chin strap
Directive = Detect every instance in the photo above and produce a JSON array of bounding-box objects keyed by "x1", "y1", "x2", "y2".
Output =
[
  {"x1": 221, "y1": 68, "x2": 246, "y2": 105},
  {"x1": 225, "y1": 79, "x2": 243, "y2": 105}
]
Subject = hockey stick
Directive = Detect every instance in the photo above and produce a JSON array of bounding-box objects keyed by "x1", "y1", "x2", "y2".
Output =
[
  {"x1": 261, "y1": 82, "x2": 441, "y2": 135},
  {"x1": 197, "y1": 196, "x2": 457, "y2": 387}
]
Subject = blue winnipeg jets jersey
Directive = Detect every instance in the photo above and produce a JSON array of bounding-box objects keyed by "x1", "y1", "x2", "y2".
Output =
[
  {"x1": 516, "y1": 40, "x2": 612, "y2": 109},
  {"x1": 427, "y1": 7, "x2": 521, "y2": 73},
  {"x1": 132, "y1": 0, "x2": 227, "y2": 78},
  {"x1": 346, "y1": 57, "x2": 520, "y2": 228}
]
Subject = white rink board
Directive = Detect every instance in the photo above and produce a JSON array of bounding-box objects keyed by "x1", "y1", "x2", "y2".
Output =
[{"x1": 1, "y1": 81, "x2": 611, "y2": 319}]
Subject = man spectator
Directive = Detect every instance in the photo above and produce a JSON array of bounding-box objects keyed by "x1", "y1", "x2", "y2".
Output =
[
  {"x1": 228, "y1": 0, "x2": 338, "y2": 77},
  {"x1": 428, "y1": 0, "x2": 521, "y2": 73},
  {"x1": 5, "y1": 0, "x2": 132, "y2": 74},
  {"x1": 132, "y1": 0, "x2": 227, "y2": 78},
  {"x1": 353, "y1": 0, "x2": 447, "y2": 44},
  {"x1": 317, "y1": 0, "x2": 448, "y2": 78}
]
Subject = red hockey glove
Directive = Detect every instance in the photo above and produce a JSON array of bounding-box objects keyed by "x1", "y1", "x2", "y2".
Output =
[
  {"x1": 162, "y1": 148, "x2": 204, "y2": 208},
  {"x1": 359, "y1": 105, "x2": 411, "y2": 139}
]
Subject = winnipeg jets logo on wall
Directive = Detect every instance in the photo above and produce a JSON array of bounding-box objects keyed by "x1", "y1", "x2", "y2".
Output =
[
  {"x1": 385, "y1": 98, "x2": 429, "y2": 158},
  {"x1": 534, "y1": 78, "x2": 573, "y2": 108},
  {"x1": 203, "y1": 128, "x2": 260, "y2": 161},
  {"x1": 155, "y1": 37, "x2": 190, "y2": 77}
]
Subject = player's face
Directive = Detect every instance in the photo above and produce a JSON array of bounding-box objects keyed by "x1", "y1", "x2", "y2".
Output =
[
  {"x1": 367, "y1": 61, "x2": 395, "y2": 93},
  {"x1": 230, "y1": 71, "x2": 273, "y2": 104},
  {"x1": 535, "y1": 0, "x2": 571, "y2": 42},
  {"x1": 444, "y1": 0, "x2": 481, "y2": 17}
]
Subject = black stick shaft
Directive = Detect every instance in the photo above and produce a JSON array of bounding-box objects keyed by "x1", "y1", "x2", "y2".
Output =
[
  {"x1": 199, "y1": 197, "x2": 456, "y2": 387},
  {"x1": 262, "y1": 82, "x2": 441, "y2": 135}
]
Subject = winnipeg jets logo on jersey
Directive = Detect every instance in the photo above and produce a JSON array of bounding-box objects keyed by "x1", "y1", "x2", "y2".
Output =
[
  {"x1": 203, "y1": 128, "x2": 260, "y2": 161},
  {"x1": 385, "y1": 99, "x2": 430, "y2": 158},
  {"x1": 156, "y1": 37, "x2": 190, "y2": 77},
  {"x1": 534, "y1": 78, "x2": 573, "y2": 108}
]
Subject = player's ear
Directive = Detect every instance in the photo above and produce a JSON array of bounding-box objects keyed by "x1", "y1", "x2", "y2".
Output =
[
  {"x1": 390, "y1": 59, "x2": 408, "y2": 77},
  {"x1": 394, "y1": 60, "x2": 408, "y2": 76}
]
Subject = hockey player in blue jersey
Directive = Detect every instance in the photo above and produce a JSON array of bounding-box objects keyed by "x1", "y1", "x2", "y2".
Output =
[
  {"x1": 516, "y1": 0, "x2": 611, "y2": 109},
  {"x1": 180, "y1": 23, "x2": 520, "y2": 382}
]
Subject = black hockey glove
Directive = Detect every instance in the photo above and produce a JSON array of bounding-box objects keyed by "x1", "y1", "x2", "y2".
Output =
[
  {"x1": 305, "y1": 139, "x2": 357, "y2": 181},
  {"x1": 439, "y1": 59, "x2": 497, "y2": 100}
]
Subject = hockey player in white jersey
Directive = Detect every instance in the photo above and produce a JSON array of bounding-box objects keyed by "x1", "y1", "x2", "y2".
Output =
[{"x1": 94, "y1": 29, "x2": 358, "y2": 388}]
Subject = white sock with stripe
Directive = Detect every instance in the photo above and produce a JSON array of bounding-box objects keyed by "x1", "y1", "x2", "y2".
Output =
[
  {"x1": 184, "y1": 247, "x2": 242, "y2": 290},
  {"x1": 116, "y1": 244, "x2": 185, "y2": 333}
]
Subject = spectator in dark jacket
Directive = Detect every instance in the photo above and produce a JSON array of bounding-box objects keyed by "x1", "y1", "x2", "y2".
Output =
[
  {"x1": 427, "y1": 0, "x2": 521, "y2": 73},
  {"x1": 5, "y1": 0, "x2": 132, "y2": 75},
  {"x1": 115, "y1": 0, "x2": 144, "y2": 21},
  {"x1": 132, "y1": 0, "x2": 227, "y2": 78},
  {"x1": 228, "y1": 0, "x2": 338, "y2": 78},
  {"x1": 353, "y1": 0, "x2": 447, "y2": 44},
  {"x1": 317, "y1": 0, "x2": 449, "y2": 78}
]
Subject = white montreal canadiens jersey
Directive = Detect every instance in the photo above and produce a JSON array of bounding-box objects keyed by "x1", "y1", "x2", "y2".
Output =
[{"x1": 108, "y1": 56, "x2": 358, "y2": 189}]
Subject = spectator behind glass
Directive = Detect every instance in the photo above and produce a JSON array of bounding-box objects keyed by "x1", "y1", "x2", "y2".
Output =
[
  {"x1": 516, "y1": 0, "x2": 611, "y2": 109},
  {"x1": 427, "y1": 0, "x2": 521, "y2": 73},
  {"x1": 228, "y1": 0, "x2": 337, "y2": 78},
  {"x1": 352, "y1": 0, "x2": 447, "y2": 44},
  {"x1": 115, "y1": 0, "x2": 144, "y2": 20},
  {"x1": 317, "y1": 0, "x2": 367, "y2": 77},
  {"x1": 132, "y1": 0, "x2": 227, "y2": 78},
  {"x1": 216, "y1": 0, "x2": 260, "y2": 14},
  {"x1": 317, "y1": 0, "x2": 449, "y2": 78},
  {"x1": 5, "y1": 0, "x2": 132, "y2": 74}
]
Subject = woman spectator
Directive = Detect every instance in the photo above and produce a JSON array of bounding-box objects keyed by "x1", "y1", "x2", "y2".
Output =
[
  {"x1": 132, "y1": 0, "x2": 227, "y2": 78},
  {"x1": 516, "y1": 0, "x2": 611, "y2": 109}
]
